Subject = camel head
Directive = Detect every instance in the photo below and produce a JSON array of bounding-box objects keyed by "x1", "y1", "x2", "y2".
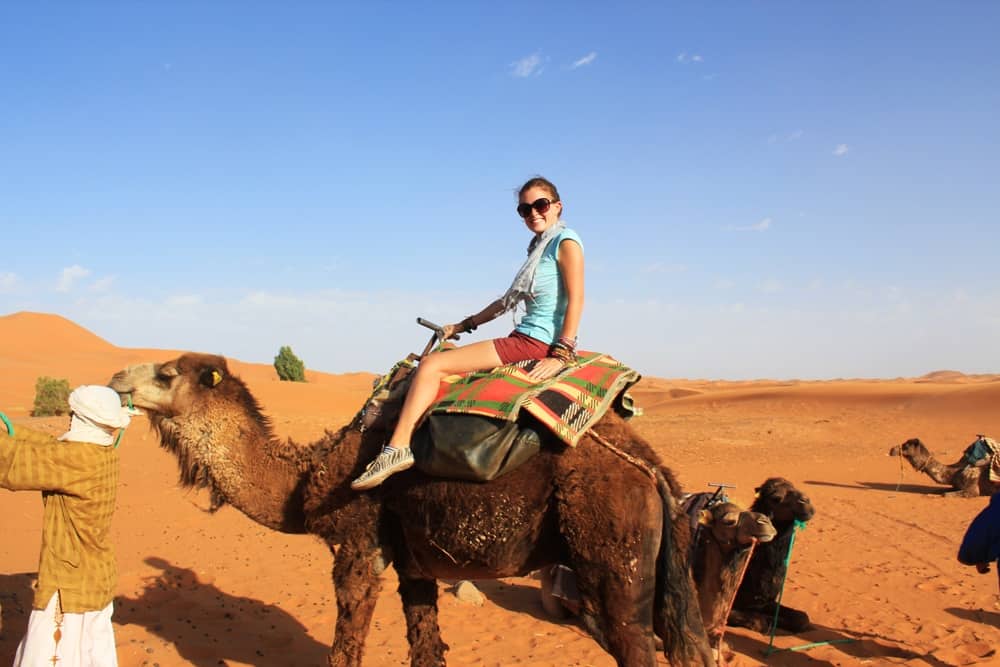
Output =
[
  {"x1": 751, "y1": 477, "x2": 815, "y2": 524},
  {"x1": 108, "y1": 353, "x2": 276, "y2": 509},
  {"x1": 888, "y1": 437, "x2": 927, "y2": 460},
  {"x1": 698, "y1": 502, "x2": 776, "y2": 551}
]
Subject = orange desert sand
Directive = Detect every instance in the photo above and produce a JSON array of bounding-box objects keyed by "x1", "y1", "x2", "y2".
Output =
[{"x1": 1, "y1": 311, "x2": 998, "y2": 667}]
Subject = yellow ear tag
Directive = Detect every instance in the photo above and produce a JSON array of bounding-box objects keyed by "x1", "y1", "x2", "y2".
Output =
[{"x1": 211, "y1": 370, "x2": 223, "y2": 386}]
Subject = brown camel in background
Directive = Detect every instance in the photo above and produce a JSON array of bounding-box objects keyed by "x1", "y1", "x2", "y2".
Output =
[
  {"x1": 728, "y1": 477, "x2": 815, "y2": 634},
  {"x1": 889, "y1": 438, "x2": 999, "y2": 497},
  {"x1": 109, "y1": 353, "x2": 714, "y2": 667}
]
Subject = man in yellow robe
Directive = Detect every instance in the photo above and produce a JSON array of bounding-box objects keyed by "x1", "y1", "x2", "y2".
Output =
[{"x1": 1, "y1": 385, "x2": 131, "y2": 667}]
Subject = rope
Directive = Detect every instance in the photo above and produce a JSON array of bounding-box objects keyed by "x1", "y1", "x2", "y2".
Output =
[
  {"x1": 713, "y1": 538, "x2": 758, "y2": 666},
  {"x1": 585, "y1": 429, "x2": 657, "y2": 482},
  {"x1": 0, "y1": 411, "x2": 13, "y2": 437},
  {"x1": 762, "y1": 519, "x2": 855, "y2": 656},
  {"x1": 112, "y1": 394, "x2": 134, "y2": 449}
]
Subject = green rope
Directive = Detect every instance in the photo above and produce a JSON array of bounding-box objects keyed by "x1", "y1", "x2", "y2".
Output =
[
  {"x1": 112, "y1": 394, "x2": 134, "y2": 449},
  {"x1": 762, "y1": 519, "x2": 856, "y2": 656},
  {"x1": 0, "y1": 411, "x2": 13, "y2": 437}
]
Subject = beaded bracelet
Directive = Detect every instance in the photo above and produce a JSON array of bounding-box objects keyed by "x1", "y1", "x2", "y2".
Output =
[
  {"x1": 557, "y1": 336, "x2": 578, "y2": 350},
  {"x1": 547, "y1": 341, "x2": 577, "y2": 364}
]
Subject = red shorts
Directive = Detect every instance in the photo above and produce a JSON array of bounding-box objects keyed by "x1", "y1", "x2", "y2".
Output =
[{"x1": 493, "y1": 331, "x2": 551, "y2": 365}]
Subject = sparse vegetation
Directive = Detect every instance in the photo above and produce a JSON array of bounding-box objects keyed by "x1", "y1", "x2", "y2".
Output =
[
  {"x1": 32, "y1": 376, "x2": 71, "y2": 416},
  {"x1": 274, "y1": 345, "x2": 306, "y2": 382}
]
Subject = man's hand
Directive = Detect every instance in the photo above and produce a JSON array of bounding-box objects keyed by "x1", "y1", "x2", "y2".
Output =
[{"x1": 528, "y1": 358, "x2": 565, "y2": 381}]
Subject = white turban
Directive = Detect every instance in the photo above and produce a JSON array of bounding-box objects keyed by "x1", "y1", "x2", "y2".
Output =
[{"x1": 58, "y1": 385, "x2": 132, "y2": 447}]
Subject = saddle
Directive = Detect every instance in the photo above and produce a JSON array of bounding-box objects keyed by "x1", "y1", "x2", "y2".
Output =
[
  {"x1": 963, "y1": 435, "x2": 1000, "y2": 483},
  {"x1": 357, "y1": 352, "x2": 641, "y2": 482}
]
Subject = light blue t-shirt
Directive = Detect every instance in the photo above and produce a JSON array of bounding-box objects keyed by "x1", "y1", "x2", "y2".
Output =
[{"x1": 514, "y1": 228, "x2": 583, "y2": 344}]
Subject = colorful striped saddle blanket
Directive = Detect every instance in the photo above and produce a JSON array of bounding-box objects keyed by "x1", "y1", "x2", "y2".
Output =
[{"x1": 428, "y1": 351, "x2": 642, "y2": 447}]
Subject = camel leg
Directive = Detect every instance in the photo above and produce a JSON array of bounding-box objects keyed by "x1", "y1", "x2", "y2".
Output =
[
  {"x1": 562, "y1": 501, "x2": 661, "y2": 665},
  {"x1": 398, "y1": 576, "x2": 448, "y2": 667},
  {"x1": 328, "y1": 545, "x2": 384, "y2": 667}
]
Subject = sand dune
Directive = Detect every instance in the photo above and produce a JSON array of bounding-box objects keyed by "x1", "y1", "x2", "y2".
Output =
[{"x1": 1, "y1": 311, "x2": 998, "y2": 666}]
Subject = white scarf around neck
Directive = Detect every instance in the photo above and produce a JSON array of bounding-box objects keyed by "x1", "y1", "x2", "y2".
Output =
[{"x1": 500, "y1": 220, "x2": 566, "y2": 312}]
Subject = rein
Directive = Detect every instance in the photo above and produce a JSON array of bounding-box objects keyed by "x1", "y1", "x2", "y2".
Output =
[
  {"x1": 0, "y1": 411, "x2": 13, "y2": 437},
  {"x1": 586, "y1": 429, "x2": 657, "y2": 482},
  {"x1": 713, "y1": 537, "x2": 759, "y2": 667}
]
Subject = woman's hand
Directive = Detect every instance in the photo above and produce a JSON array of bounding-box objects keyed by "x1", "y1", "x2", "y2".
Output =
[{"x1": 528, "y1": 357, "x2": 565, "y2": 381}]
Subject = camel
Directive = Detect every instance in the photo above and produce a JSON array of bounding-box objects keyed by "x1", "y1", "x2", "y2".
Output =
[
  {"x1": 539, "y1": 495, "x2": 776, "y2": 662},
  {"x1": 109, "y1": 353, "x2": 715, "y2": 667},
  {"x1": 727, "y1": 478, "x2": 815, "y2": 634},
  {"x1": 689, "y1": 498, "x2": 776, "y2": 642},
  {"x1": 889, "y1": 438, "x2": 1000, "y2": 498}
]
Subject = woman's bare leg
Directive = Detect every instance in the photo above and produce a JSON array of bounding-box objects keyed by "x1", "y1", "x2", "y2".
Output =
[
  {"x1": 351, "y1": 339, "x2": 503, "y2": 490},
  {"x1": 389, "y1": 340, "x2": 503, "y2": 447}
]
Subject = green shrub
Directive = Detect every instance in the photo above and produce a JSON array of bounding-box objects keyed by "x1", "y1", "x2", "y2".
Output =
[
  {"x1": 32, "y1": 376, "x2": 71, "y2": 416},
  {"x1": 274, "y1": 345, "x2": 306, "y2": 382}
]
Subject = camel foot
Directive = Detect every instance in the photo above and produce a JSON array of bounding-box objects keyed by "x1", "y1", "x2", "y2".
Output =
[
  {"x1": 775, "y1": 605, "x2": 812, "y2": 632},
  {"x1": 727, "y1": 608, "x2": 772, "y2": 634},
  {"x1": 728, "y1": 604, "x2": 811, "y2": 634}
]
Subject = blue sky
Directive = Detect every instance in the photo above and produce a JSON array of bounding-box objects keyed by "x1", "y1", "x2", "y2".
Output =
[{"x1": 1, "y1": 2, "x2": 998, "y2": 379}]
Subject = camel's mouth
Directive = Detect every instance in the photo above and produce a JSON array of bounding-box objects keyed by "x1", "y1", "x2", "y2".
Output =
[{"x1": 888, "y1": 446, "x2": 901, "y2": 457}]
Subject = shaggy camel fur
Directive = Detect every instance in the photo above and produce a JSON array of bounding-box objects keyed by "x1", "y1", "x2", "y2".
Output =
[
  {"x1": 110, "y1": 353, "x2": 714, "y2": 667},
  {"x1": 728, "y1": 478, "x2": 815, "y2": 634},
  {"x1": 889, "y1": 438, "x2": 1000, "y2": 498},
  {"x1": 536, "y1": 497, "x2": 777, "y2": 636}
]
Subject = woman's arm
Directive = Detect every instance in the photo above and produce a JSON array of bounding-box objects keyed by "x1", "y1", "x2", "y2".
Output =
[
  {"x1": 466, "y1": 298, "x2": 508, "y2": 330},
  {"x1": 557, "y1": 238, "x2": 585, "y2": 341},
  {"x1": 443, "y1": 298, "x2": 508, "y2": 339}
]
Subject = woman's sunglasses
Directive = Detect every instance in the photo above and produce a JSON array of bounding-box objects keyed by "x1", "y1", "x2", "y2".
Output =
[{"x1": 517, "y1": 197, "x2": 555, "y2": 218}]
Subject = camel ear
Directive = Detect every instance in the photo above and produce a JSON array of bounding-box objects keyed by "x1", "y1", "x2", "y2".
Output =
[
  {"x1": 200, "y1": 368, "x2": 224, "y2": 388},
  {"x1": 697, "y1": 509, "x2": 713, "y2": 526}
]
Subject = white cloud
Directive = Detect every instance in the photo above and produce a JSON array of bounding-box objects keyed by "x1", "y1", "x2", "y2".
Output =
[
  {"x1": 727, "y1": 217, "x2": 772, "y2": 232},
  {"x1": 833, "y1": 143, "x2": 849, "y2": 157},
  {"x1": 165, "y1": 294, "x2": 203, "y2": 306},
  {"x1": 758, "y1": 278, "x2": 783, "y2": 293},
  {"x1": 571, "y1": 52, "x2": 597, "y2": 69},
  {"x1": 0, "y1": 272, "x2": 18, "y2": 293},
  {"x1": 714, "y1": 278, "x2": 735, "y2": 290},
  {"x1": 56, "y1": 265, "x2": 91, "y2": 292},
  {"x1": 89, "y1": 276, "x2": 117, "y2": 292},
  {"x1": 510, "y1": 52, "x2": 544, "y2": 78},
  {"x1": 676, "y1": 52, "x2": 704, "y2": 64}
]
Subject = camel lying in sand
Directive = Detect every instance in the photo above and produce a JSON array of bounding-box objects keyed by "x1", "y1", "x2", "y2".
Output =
[
  {"x1": 728, "y1": 477, "x2": 816, "y2": 634},
  {"x1": 110, "y1": 353, "x2": 715, "y2": 667},
  {"x1": 689, "y1": 499, "x2": 776, "y2": 650},
  {"x1": 889, "y1": 437, "x2": 1000, "y2": 498}
]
